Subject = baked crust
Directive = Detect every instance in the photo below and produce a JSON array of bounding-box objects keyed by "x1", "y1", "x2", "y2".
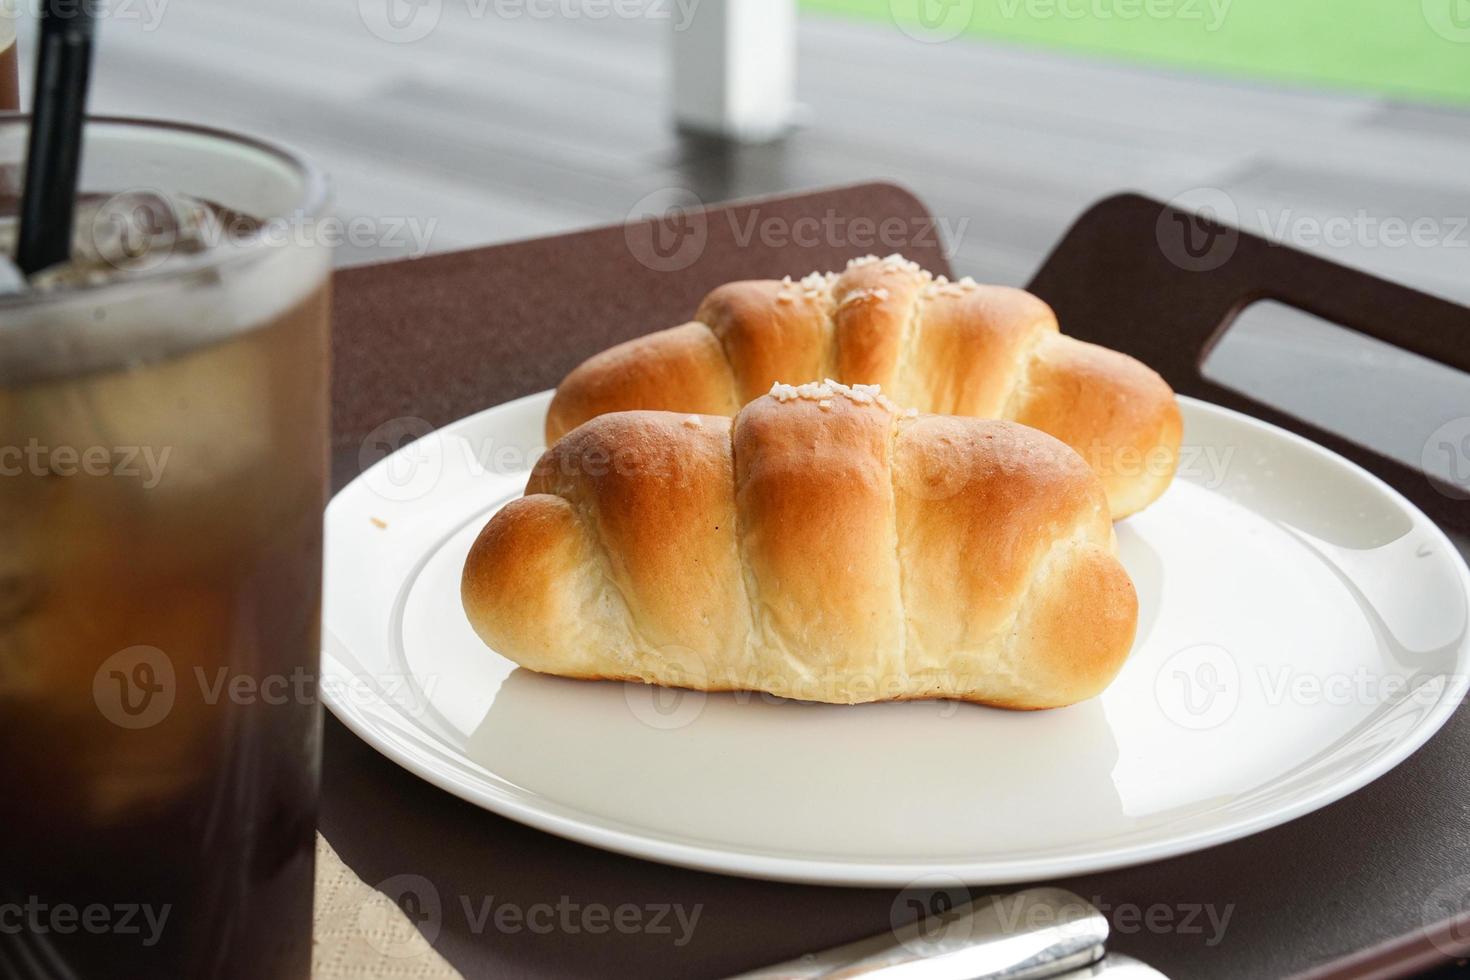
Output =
[
  {"x1": 466, "y1": 382, "x2": 1138, "y2": 709},
  {"x1": 545, "y1": 255, "x2": 1181, "y2": 518}
]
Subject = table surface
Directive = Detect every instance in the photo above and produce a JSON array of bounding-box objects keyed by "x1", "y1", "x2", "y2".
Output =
[{"x1": 322, "y1": 183, "x2": 1470, "y2": 980}]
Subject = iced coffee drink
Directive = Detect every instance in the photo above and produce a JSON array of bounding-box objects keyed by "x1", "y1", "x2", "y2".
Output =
[
  {"x1": 0, "y1": 119, "x2": 332, "y2": 978},
  {"x1": 0, "y1": 17, "x2": 16, "y2": 111}
]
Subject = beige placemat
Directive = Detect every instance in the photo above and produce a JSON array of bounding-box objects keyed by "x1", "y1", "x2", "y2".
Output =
[{"x1": 313, "y1": 835, "x2": 464, "y2": 980}]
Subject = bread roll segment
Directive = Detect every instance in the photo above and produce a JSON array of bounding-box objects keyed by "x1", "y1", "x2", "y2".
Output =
[
  {"x1": 734, "y1": 388, "x2": 906, "y2": 694},
  {"x1": 465, "y1": 381, "x2": 1139, "y2": 709},
  {"x1": 545, "y1": 254, "x2": 1181, "y2": 519},
  {"x1": 542, "y1": 322, "x2": 739, "y2": 442}
]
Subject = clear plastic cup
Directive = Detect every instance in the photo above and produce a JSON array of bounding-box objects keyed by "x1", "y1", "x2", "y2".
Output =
[{"x1": 0, "y1": 117, "x2": 332, "y2": 979}]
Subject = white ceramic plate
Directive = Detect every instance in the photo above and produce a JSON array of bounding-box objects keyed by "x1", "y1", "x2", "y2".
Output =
[{"x1": 322, "y1": 392, "x2": 1470, "y2": 886}]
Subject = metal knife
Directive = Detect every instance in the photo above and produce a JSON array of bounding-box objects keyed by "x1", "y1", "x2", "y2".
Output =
[
  {"x1": 1049, "y1": 954, "x2": 1169, "y2": 978},
  {"x1": 730, "y1": 887, "x2": 1110, "y2": 979}
]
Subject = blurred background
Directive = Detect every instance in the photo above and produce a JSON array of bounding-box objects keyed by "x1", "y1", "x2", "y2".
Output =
[
  {"x1": 8, "y1": 0, "x2": 1459, "y2": 280},
  {"x1": 12, "y1": 0, "x2": 1466, "y2": 478}
]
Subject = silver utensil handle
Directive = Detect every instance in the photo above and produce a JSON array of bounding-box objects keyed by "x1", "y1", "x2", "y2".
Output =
[
  {"x1": 731, "y1": 887, "x2": 1108, "y2": 980},
  {"x1": 1050, "y1": 954, "x2": 1170, "y2": 978}
]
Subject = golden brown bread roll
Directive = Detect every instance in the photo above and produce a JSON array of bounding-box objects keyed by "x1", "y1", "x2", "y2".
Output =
[
  {"x1": 465, "y1": 380, "x2": 1139, "y2": 709},
  {"x1": 545, "y1": 254, "x2": 1182, "y2": 519}
]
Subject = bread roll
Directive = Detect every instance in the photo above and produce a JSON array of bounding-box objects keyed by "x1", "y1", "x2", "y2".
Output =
[
  {"x1": 465, "y1": 380, "x2": 1138, "y2": 709},
  {"x1": 545, "y1": 254, "x2": 1181, "y2": 518}
]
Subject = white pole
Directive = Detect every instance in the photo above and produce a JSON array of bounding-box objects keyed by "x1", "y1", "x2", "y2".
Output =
[{"x1": 671, "y1": 0, "x2": 796, "y2": 142}]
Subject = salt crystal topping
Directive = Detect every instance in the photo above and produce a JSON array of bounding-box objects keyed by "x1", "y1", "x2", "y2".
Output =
[
  {"x1": 682, "y1": 415, "x2": 703, "y2": 428},
  {"x1": 767, "y1": 378, "x2": 903, "y2": 414},
  {"x1": 796, "y1": 271, "x2": 834, "y2": 300},
  {"x1": 776, "y1": 271, "x2": 835, "y2": 303},
  {"x1": 768, "y1": 257, "x2": 936, "y2": 307},
  {"x1": 923, "y1": 271, "x2": 984, "y2": 299},
  {"x1": 845, "y1": 253, "x2": 926, "y2": 276},
  {"x1": 838, "y1": 286, "x2": 889, "y2": 307}
]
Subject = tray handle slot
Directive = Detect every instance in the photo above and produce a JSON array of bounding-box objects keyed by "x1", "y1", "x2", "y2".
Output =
[{"x1": 1026, "y1": 192, "x2": 1470, "y2": 548}]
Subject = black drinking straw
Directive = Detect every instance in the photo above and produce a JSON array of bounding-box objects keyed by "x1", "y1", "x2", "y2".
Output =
[{"x1": 15, "y1": 0, "x2": 98, "y2": 276}]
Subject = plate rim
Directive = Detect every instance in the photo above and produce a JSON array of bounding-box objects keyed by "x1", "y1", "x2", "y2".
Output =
[{"x1": 322, "y1": 392, "x2": 1470, "y2": 886}]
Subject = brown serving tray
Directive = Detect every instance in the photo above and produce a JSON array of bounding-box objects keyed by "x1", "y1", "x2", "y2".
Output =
[{"x1": 325, "y1": 182, "x2": 1470, "y2": 980}]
